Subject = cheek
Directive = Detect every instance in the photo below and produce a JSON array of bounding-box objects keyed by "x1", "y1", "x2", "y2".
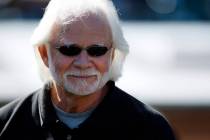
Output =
[
  {"x1": 94, "y1": 56, "x2": 112, "y2": 73},
  {"x1": 48, "y1": 51, "x2": 73, "y2": 75}
]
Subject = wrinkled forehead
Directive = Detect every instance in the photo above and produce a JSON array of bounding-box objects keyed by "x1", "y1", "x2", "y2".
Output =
[
  {"x1": 49, "y1": 12, "x2": 112, "y2": 45},
  {"x1": 62, "y1": 11, "x2": 110, "y2": 31}
]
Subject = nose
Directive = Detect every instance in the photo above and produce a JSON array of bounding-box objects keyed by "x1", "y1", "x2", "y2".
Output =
[{"x1": 73, "y1": 50, "x2": 92, "y2": 69}]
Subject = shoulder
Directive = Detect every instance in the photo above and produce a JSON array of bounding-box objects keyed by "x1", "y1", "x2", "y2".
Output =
[
  {"x1": 0, "y1": 89, "x2": 40, "y2": 131},
  {"x1": 0, "y1": 99, "x2": 21, "y2": 124},
  {"x1": 112, "y1": 86, "x2": 176, "y2": 139},
  {"x1": 111, "y1": 86, "x2": 155, "y2": 116}
]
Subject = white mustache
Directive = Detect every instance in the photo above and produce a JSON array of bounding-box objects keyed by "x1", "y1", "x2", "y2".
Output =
[{"x1": 64, "y1": 69, "x2": 99, "y2": 77}]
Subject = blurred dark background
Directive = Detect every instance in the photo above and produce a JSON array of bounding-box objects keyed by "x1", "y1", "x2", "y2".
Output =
[{"x1": 0, "y1": 0, "x2": 210, "y2": 21}]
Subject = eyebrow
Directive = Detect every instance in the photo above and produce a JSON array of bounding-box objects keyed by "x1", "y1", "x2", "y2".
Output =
[{"x1": 58, "y1": 42, "x2": 108, "y2": 47}]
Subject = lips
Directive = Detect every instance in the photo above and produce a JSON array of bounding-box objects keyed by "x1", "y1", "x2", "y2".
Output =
[
  {"x1": 72, "y1": 75, "x2": 93, "y2": 78},
  {"x1": 69, "y1": 75, "x2": 96, "y2": 79}
]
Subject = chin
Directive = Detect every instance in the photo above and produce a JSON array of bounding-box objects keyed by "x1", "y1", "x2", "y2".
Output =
[
  {"x1": 63, "y1": 70, "x2": 110, "y2": 96},
  {"x1": 63, "y1": 78, "x2": 100, "y2": 96}
]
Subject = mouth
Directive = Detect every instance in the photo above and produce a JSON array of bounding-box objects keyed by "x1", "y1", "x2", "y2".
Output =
[{"x1": 68, "y1": 75, "x2": 97, "y2": 79}]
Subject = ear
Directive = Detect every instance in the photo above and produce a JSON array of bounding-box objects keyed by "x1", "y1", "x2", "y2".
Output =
[{"x1": 38, "y1": 44, "x2": 49, "y2": 67}]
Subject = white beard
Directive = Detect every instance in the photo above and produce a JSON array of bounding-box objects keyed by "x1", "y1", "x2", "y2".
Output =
[{"x1": 63, "y1": 68, "x2": 110, "y2": 96}]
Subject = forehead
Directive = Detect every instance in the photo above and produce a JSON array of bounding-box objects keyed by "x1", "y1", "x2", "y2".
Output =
[{"x1": 51, "y1": 12, "x2": 112, "y2": 46}]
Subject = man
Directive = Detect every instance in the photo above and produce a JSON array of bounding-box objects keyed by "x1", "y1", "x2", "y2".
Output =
[{"x1": 0, "y1": 0, "x2": 176, "y2": 140}]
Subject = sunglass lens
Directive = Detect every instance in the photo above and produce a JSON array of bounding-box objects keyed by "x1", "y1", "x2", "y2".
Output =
[
  {"x1": 58, "y1": 45, "x2": 81, "y2": 56},
  {"x1": 87, "y1": 46, "x2": 108, "y2": 57},
  {"x1": 57, "y1": 45, "x2": 109, "y2": 57}
]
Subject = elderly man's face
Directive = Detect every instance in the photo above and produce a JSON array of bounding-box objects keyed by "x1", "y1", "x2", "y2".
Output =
[{"x1": 44, "y1": 14, "x2": 113, "y2": 95}]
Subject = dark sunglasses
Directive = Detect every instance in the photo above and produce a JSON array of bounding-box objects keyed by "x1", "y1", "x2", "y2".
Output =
[{"x1": 55, "y1": 44, "x2": 112, "y2": 57}]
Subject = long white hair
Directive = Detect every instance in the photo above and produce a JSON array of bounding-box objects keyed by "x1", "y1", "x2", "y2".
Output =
[{"x1": 30, "y1": 0, "x2": 129, "y2": 82}]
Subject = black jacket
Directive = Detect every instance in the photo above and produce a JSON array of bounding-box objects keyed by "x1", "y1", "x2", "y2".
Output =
[{"x1": 0, "y1": 81, "x2": 176, "y2": 140}]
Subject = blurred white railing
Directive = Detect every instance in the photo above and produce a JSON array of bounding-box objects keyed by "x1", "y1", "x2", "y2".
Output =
[{"x1": 0, "y1": 20, "x2": 210, "y2": 105}]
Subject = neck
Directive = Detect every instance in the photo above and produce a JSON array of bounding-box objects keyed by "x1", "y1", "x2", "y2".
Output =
[{"x1": 50, "y1": 82, "x2": 108, "y2": 113}]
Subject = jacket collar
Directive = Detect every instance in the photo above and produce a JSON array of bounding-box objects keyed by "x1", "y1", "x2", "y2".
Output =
[
  {"x1": 38, "y1": 81, "x2": 58, "y2": 128},
  {"x1": 37, "y1": 80, "x2": 116, "y2": 129}
]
